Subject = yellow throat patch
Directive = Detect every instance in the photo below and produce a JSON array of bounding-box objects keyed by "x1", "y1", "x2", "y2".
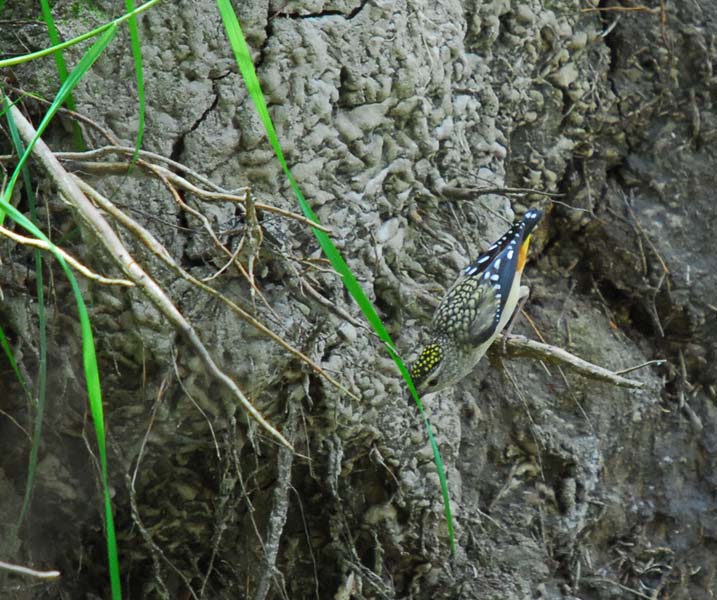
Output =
[
  {"x1": 517, "y1": 233, "x2": 532, "y2": 273},
  {"x1": 410, "y1": 343, "x2": 443, "y2": 381}
]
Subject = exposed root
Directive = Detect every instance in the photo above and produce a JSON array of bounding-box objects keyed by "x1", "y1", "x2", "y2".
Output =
[
  {"x1": 0, "y1": 225, "x2": 133, "y2": 286},
  {"x1": 501, "y1": 334, "x2": 655, "y2": 389},
  {"x1": 0, "y1": 561, "x2": 60, "y2": 580},
  {"x1": 7, "y1": 98, "x2": 294, "y2": 451},
  {"x1": 72, "y1": 177, "x2": 356, "y2": 402},
  {"x1": 254, "y1": 404, "x2": 297, "y2": 600}
]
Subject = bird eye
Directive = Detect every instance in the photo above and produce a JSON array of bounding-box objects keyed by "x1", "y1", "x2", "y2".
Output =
[{"x1": 428, "y1": 378, "x2": 439, "y2": 388}]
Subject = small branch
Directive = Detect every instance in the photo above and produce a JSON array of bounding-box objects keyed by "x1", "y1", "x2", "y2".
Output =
[
  {"x1": 0, "y1": 560, "x2": 60, "y2": 579},
  {"x1": 73, "y1": 176, "x2": 357, "y2": 402},
  {"x1": 439, "y1": 184, "x2": 564, "y2": 200},
  {"x1": 28, "y1": 145, "x2": 226, "y2": 194},
  {"x1": 581, "y1": 6, "x2": 658, "y2": 14},
  {"x1": 7, "y1": 97, "x2": 293, "y2": 451},
  {"x1": 501, "y1": 334, "x2": 649, "y2": 389},
  {"x1": 60, "y1": 158, "x2": 332, "y2": 233},
  {"x1": 0, "y1": 225, "x2": 134, "y2": 286},
  {"x1": 614, "y1": 359, "x2": 665, "y2": 376}
]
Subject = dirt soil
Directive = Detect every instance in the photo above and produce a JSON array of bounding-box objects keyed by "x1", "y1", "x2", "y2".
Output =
[{"x1": 1, "y1": 0, "x2": 716, "y2": 598}]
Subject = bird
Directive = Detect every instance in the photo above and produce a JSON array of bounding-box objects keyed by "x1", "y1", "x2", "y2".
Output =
[{"x1": 409, "y1": 208, "x2": 543, "y2": 394}]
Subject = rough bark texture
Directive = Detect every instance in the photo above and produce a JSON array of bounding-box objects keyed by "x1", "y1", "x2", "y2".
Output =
[{"x1": 1, "y1": 0, "x2": 716, "y2": 598}]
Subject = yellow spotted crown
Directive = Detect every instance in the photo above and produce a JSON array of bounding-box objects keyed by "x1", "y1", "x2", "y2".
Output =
[{"x1": 410, "y1": 343, "x2": 444, "y2": 382}]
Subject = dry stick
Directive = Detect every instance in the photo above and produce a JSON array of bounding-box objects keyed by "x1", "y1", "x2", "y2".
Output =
[
  {"x1": 84, "y1": 153, "x2": 281, "y2": 319},
  {"x1": 8, "y1": 101, "x2": 293, "y2": 451},
  {"x1": 49, "y1": 145, "x2": 228, "y2": 193},
  {"x1": 583, "y1": 577, "x2": 654, "y2": 600},
  {"x1": 199, "y1": 452, "x2": 235, "y2": 599},
  {"x1": 59, "y1": 156, "x2": 333, "y2": 233},
  {"x1": 5, "y1": 84, "x2": 124, "y2": 147},
  {"x1": 154, "y1": 164, "x2": 333, "y2": 233},
  {"x1": 58, "y1": 154, "x2": 330, "y2": 318},
  {"x1": 140, "y1": 160, "x2": 278, "y2": 318},
  {"x1": 439, "y1": 184, "x2": 564, "y2": 199},
  {"x1": 72, "y1": 177, "x2": 357, "y2": 402},
  {"x1": 501, "y1": 334, "x2": 649, "y2": 389},
  {"x1": 288, "y1": 270, "x2": 364, "y2": 329},
  {"x1": 0, "y1": 560, "x2": 60, "y2": 579},
  {"x1": 614, "y1": 359, "x2": 665, "y2": 376},
  {"x1": 0, "y1": 225, "x2": 133, "y2": 286},
  {"x1": 581, "y1": 5, "x2": 658, "y2": 13},
  {"x1": 106, "y1": 147, "x2": 234, "y2": 193}
]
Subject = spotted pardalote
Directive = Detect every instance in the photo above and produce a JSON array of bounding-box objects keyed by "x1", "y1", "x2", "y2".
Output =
[{"x1": 409, "y1": 208, "x2": 543, "y2": 394}]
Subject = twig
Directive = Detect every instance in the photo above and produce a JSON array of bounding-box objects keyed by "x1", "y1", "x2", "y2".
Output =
[
  {"x1": 72, "y1": 175, "x2": 357, "y2": 402},
  {"x1": 59, "y1": 158, "x2": 332, "y2": 233},
  {"x1": 4, "y1": 84, "x2": 123, "y2": 146},
  {"x1": 0, "y1": 560, "x2": 60, "y2": 579},
  {"x1": 289, "y1": 484, "x2": 321, "y2": 600},
  {"x1": 199, "y1": 452, "x2": 235, "y2": 598},
  {"x1": 614, "y1": 359, "x2": 665, "y2": 376},
  {"x1": 139, "y1": 160, "x2": 277, "y2": 316},
  {"x1": 49, "y1": 145, "x2": 231, "y2": 193},
  {"x1": 125, "y1": 375, "x2": 178, "y2": 600},
  {"x1": 581, "y1": 6, "x2": 658, "y2": 14},
  {"x1": 285, "y1": 263, "x2": 364, "y2": 328},
  {"x1": 439, "y1": 184, "x2": 564, "y2": 199},
  {"x1": 0, "y1": 225, "x2": 134, "y2": 286},
  {"x1": 7, "y1": 98, "x2": 293, "y2": 451},
  {"x1": 501, "y1": 334, "x2": 649, "y2": 389}
]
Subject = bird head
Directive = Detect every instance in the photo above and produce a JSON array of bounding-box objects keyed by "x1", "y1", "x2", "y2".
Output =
[{"x1": 409, "y1": 338, "x2": 461, "y2": 395}]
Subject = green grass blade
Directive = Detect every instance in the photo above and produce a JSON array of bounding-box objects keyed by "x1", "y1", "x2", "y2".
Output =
[
  {"x1": 0, "y1": 0, "x2": 160, "y2": 69},
  {"x1": 39, "y1": 0, "x2": 85, "y2": 150},
  {"x1": 1, "y1": 26, "x2": 117, "y2": 215},
  {"x1": 125, "y1": 0, "x2": 146, "y2": 162},
  {"x1": 4, "y1": 106, "x2": 48, "y2": 528},
  {"x1": 1, "y1": 25, "x2": 122, "y2": 597},
  {"x1": 0, "y1": 326, "x2": 32, "y2": 400},
  {"x1": 2, "y1": 200, "x2": 122, "y2": 600},
  {"x1": 216, "y1": 0, "x2": 456, "y2": 552}
]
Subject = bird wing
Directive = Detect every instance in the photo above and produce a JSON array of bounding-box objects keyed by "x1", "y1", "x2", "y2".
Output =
[
  {"x1": 431, "y1": 275, "x2": 501, "y2": 345},
  {"x1": 468, "y1": 238, "x2": 522, "y2": 342},
  {"x1": 434, "y1": 227, "x2": 532, "y2": 345},
  {"x1": 431, "y1": 209, "x2": 543, "y2": 346}
]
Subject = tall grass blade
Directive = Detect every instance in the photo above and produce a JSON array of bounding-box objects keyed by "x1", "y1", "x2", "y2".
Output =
[
  {"x1": 1, "y1": 25, "x2": 122, "y2": 598},
  {"x1": 216, "y1": 0, "x2": 456, "y2": 552},
  {"x1": 39, "y1": 0, "x2": 85, "y2": 150},
  {"x1": 0, "y1": 326, "x2": 31, "y2": 400},
  {"x1": 4, "y1": 107, "x2": 48, "y2": 528},
  {"x1": 125, "y1": 0, "x2": 146, "y2": 162},
  {"x1": 0, "y1": 0, "x2": 160, "y2": 69}
]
